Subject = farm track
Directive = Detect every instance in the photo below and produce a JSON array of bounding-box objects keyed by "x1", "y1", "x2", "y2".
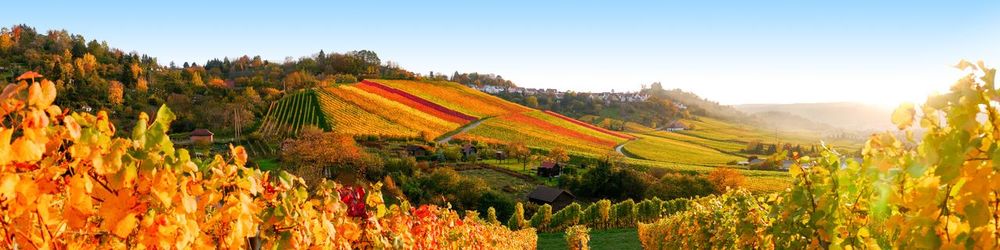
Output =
[{"x1": 436, "y1": 118, "x2": 489, "y2": 143}]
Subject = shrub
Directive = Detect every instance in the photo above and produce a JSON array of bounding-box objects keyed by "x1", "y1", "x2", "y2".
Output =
[
  {"x1": 529, "y1": 204, "x2": 553, "y2": 230},
  {"x1": 486, "y1": 207, "x2": 499, "y2": 225},
  {"x1": 549, "y1": 203, "x2": 583, "y2": 231},
  {"x1": 707, "y1": 167, "x2": 745, "y2": 191},
  {"x1": 610, "y1": 199, "x2": 636, "y2": 227},
  {"x1": 507, "y1": 202, "x2": 529, "y2": 230},
  {"x1": 565, "y1": 225, "x2": 590, "y2": 250},
  {"x1": 636, "y1": 198, "x2": 662, "y2": 223},
  {"x1": 645, "y1": 173, "x2": 716, "y2": 200}
]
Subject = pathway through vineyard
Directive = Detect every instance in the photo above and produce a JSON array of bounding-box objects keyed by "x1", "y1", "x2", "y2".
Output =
[{"x1": 436, "y1": 118, "x2": 489, "y2": 143}]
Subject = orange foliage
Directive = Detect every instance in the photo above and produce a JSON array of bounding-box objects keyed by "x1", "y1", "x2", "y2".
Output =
[
  {"x1": 355, "y1": 81, "x2": 475, "y2": 123},
  {"x1": 371, "y1": 79, "x2": 530, "y2": 117},
  {"x1": 0, "y1": 74, "x2": 536, "y2": 249},
  {"x1": 707, "y1": 168, "x2": 745, "y2": 191}
]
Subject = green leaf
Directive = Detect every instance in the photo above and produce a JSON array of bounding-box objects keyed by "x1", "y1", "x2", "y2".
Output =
[
  {"x1": 965, "y1": 199, "x2": 990, "y2": 228},
  {"x1": 154, "y1": 104, "x2": 176, "y2": 126}
]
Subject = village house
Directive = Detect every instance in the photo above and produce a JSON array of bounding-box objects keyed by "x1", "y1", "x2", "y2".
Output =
[
  {"x1": 527, "y1": 186, "x2": 576, "y2": 210},
  {"x1": 663, "y1": 120, "x2": 689, "y2": 131},
  {"x1": 190, "y1": 129, "x2": 214, "y2": 145},
  {"x1": 536, "y1": 161, "x2": 562, "y2": 177}
]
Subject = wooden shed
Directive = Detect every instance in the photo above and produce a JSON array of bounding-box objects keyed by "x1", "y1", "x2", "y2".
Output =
[
  {"x1": 190, "y1": 129, "x2": 214, "y2": 145},
  {"x1": 536, "y1": 161, "x2": 562, "y2": 177},
  {"x1": 527, "y1": 186, "x2": 576, "y2": 211}
]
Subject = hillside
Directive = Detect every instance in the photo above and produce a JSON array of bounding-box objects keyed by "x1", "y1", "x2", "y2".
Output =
[
  {"x1": 258, "y1": 79, "x2": 632, "y2": 155},
  {"x1": 735, "y1": 102, "x2": 893, "y2": 132}
]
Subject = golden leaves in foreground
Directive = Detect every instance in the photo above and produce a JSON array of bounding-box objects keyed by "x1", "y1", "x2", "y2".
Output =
[
  {"x1": 639, "y1": 61, "x2": 1000, "y2": 249},
  {"x1": 0, "y1": 75, "x2": 536, "y2": 249}
]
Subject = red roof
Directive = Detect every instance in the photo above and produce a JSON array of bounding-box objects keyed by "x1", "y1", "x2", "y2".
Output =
[
  {"x1": 539, "y1": 162, "x2": 558, "y2": 169},
  {"x1": 190, "y1": 129, "x2": 214, "y2": 136}
]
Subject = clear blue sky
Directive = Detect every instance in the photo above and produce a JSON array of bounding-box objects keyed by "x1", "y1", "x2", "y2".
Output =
[{"x1": 6, "y1": 1, "x2": 1000, "y2": 107}]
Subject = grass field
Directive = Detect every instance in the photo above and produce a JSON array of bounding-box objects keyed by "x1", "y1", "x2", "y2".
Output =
[
  {"x1": 537, "y1": 228, "x2": 641, "y2": 250},
  {"x1": 457, "y1": 168, "x2": 535, "y2": 200},
  {"x1": 253, "y1": 158, "x2": 280, "y2": 172},
  {"x1": 624, "y1": 158, "x2": 791, "y2": 193}
]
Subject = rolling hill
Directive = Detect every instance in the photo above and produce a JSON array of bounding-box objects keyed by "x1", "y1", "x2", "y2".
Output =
[
  {"x1": 735, "y1": 102, "x2": 893, "y2": 132},
  {"x1": 257, "y1": 79, "x2": 631, "y2": 155},
  {"x1": 257, "y1": 78, "x2": 858, "y2": 194}
]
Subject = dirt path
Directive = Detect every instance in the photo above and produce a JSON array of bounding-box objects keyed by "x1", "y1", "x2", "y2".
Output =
[
  {"x1": 615, "y1": 141, "x2": 628, "y2": 155},
  {"x1": 436, "y1": 118, "x2": 488, "y2": 144}
]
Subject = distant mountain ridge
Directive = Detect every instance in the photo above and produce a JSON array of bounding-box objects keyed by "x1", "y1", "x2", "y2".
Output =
[{"x1": 735, "y1": 102, "x2": 894, "y2": 132}]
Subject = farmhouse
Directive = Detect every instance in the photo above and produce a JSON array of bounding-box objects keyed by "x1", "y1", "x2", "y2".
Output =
[
  {"x1": 663, "y1": 120, "x2": 689, "y2": 132},
  {"x1": 527, "y1": 186, "x2": 576, "y2": 210},
  {"x1": 190, "y1": 129, "x2": 214, "y2": 144},
  {"x1": 536, "y1": 161, "x2": 562, "y2": 177}
]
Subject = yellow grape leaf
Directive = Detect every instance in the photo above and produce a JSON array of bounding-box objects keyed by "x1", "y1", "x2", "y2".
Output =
[
  {"x1": 64, "y1": 116, "x2": 81, "y2": 140},
  {"x1": 39, "y1": 80, "x2": 56, "y2": 109},
  {"x1": 789, "y1": 164, "x2": 803, "y2": 177},
  {"x1": 113, "y1": 213, "x2": 138, "y2": 238},
  {"x1": 231, "y1": 145, "x2": 248, "y2": 167},
  {"x1": 36, "y1": 194, "x2": 55, "y2": 225},
  {"x1": 376, "y1": 204, "x2": 387, "y2": 218},
  {"x1": 0, "y1": 127, "x2": 11, "y2": 164},
  {"x1": 27, "y1": 81, "x2": 43, "y2": 108},
  {"x1": 10, "y1": 137, "x2": 43, "y2": 162},
  {"x1": 181, "y1": 192, "x2": 197, "y2": 214},
  {"x1": 63, "y1": 203, "x2": 90, "y2": 229},
  {"x1": 891, "y1": 103, "x2": 916, "y2": 130},
  {"x1": 0, "y1": 174, "x2": 18, "y2": 200}
]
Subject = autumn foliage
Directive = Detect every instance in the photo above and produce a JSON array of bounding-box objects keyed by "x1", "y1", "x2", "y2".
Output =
[
  {"x1": 706, "y1": 167, "x2": 745, "y2": 191},
  {"x1": 638, "y1": 61, "x2": 1000, "y2": 249},
  {"x1": 0, "y1": 74, "x2": 535, "y2": 249}
]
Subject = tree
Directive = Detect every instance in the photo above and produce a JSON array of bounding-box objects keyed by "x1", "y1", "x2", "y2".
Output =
[
  {"x1": 280, "y1": 127, "x2": 368, "y2": 187},
  {"x1": 707, "y1": 168, "x2": 745, "y2": 191},
  {"x1": 547, "y1": 147, "x2": 569, "y2": 163},
  {"x1": 129, "y1": 63, "x2": 142, "y2": 83},
  {"x1": 507, "y1": 142, "x2": 532, "y2": 172},
  {"x1": 189, "y1": 70, "x2": 203, "y2": 86},
  {"x1": 108, "y1": 80, "x2": 124, "y2": 105},
  {"x1": 242, "y1": 87, "x2": 262, "y2": 106},
  {"x1": 0, "y1": 32, "x2": 12, "y2": 52},
  {"x1": 645, "y1": 173, "x2": 716, "y2": 200},
  {"x1": 526, "y1": 96, "x2": 539, "y2": 108}
]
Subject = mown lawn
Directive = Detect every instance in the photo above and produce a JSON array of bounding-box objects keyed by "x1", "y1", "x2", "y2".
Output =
[
  {"x1": 253, "y1": 158, "x2": 281, "y2": 172},
  {"x1": 457, "y1": 168, "x2": 535, "y2": 200},
  {"x1": 537, "y1": 228, "x2": 641, "y2": 250}
]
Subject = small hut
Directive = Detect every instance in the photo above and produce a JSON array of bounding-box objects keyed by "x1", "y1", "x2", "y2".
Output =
[
  {"x1": 461, "y1": 144, "x2": 478, "y2": 161},
  {"x1": 190, "y1": 129, "x2": 214, "y2": 145},
  {"x1": 537, "y1": 161, "x2": 562, "y2": 177},
  {"x1": 527, "y1": 186, "x2": 576, "y2": 210}
]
